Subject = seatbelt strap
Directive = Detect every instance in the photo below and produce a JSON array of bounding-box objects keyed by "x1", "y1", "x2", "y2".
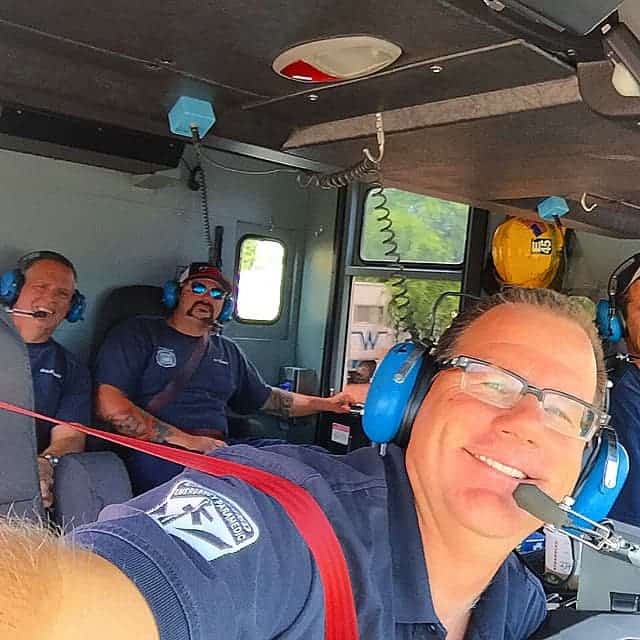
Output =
[
  {"x1": 0, "y1": 400, "x2": 359, "y2": 640},
  {"x1": 145, "y1": 332, "x2": 209, "y2": 414}
]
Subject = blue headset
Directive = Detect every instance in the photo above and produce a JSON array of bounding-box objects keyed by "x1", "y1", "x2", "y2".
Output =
[
  {"x1": 0, "y1": 251, "x2": 86, "y2": 323},
  {"x1": 363, "y1": 342, "x2": 629, "y2": 523},
  {"x1": 596, "y1": 253, "x2": 640, "y2": 343},
  {"x1": 162, "y1": 277, "x2": 234, "y2": 323}
]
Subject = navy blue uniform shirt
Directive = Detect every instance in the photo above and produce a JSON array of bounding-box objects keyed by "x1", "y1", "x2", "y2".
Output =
[
  {"x1": 609, "y1": 361, "x2": 640, "y2": 526},
  {"x1": 94, "y1": 317, "x2": 271, "y2": 492},
  {"x1": 72, "y1": 444, "x2": 546, "y2": 640},
  {"x1": 27, "y1": 339, "x2": 91, "y2": 453}
]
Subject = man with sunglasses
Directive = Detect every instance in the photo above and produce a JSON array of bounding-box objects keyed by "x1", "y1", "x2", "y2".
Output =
[
  {"x1": 0, "y1": 286, "x2": 608, "y2": 640},
  {"x1": 94, "y1": 263, "x2": 353, "y2": 494}
]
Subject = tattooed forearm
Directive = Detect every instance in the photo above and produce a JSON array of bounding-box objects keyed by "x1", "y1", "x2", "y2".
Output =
[
  {"x1": 106, "y1": 413, "x2": 147, "y2": 438},
  {"x1": 105, "y1": 410, "x2": 173, "y2": 443},
  {"x1": 152, "y1": 418, "x2": 171, "y2": 443},
  {"x1": 261, "y1": 387, "x2": 295, "y2": 418}
]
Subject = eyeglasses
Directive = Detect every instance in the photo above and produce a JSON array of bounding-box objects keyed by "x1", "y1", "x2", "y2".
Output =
[
  {"x1": 190, "y1": 281, "x2": 227, "y2": 299},
  {"x1": 441, "y1": 356, "x2": 609, "y2": 441}
]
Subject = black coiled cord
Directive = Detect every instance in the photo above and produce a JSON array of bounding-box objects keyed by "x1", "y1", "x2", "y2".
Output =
[
  {"x1": 297, "y1": 156, "x2": 380, "y2": 190},
  {"x1": 190, "y1": 127, "x2": 215, "y2": 264},
  {"x1": 368, "y1": 180, "x2": 417, "y2": 339},
  {"x1": 296, "y1": 114, "x2": 416, "y2": 338}
]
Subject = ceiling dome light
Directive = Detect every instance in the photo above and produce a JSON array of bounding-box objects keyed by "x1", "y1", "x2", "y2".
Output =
[{"x1": 273, "y1": 36, "x2": 402, "y2": 83}]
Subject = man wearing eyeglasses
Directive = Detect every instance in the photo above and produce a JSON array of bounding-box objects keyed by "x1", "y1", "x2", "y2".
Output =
[
  {"x1": 94, "y1": 263, "x2": 353, "y2": 494},
  {"x1": 1, "y1": 287, "x2": 606, "y2": 640}
]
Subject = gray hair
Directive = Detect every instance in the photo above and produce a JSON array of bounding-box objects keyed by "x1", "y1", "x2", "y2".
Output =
[{"x1": 434, "y1": 287, "x2": 606, "y2": 407}]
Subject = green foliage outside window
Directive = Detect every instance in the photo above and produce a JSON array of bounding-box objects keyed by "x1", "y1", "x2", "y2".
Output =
[
  {"x1": 359, "y1": 188, "x2": 469, "y2": 338},
  {"x1": 361, "y1": 188, "x2": 469, "y2": 264},
  {"x1": 357, "y1": 276, "x2": 462, "y2": 341}
]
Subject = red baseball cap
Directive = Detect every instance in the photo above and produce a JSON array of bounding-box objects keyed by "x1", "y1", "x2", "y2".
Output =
[{"x1": 178, "y1": 263, "x2": 232, "y2": 292}]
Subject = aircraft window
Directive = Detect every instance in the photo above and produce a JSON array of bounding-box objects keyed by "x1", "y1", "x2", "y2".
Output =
[
  {"x1": 360, "y1": 188, "x2": 469, "y2": 265},
  {"x1": 344, "y1": 276, "x2": 461, "y2": 403},
  {"x1": 236, "y1": 236, "x2": 286, "y2": 323}
]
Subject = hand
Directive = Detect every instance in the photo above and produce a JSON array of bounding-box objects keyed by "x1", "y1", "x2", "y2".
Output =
[
  {"x1": 183, "y1": 434, "x2": 227, "y2": 454},
  {"x1": 323, "y1": 391, "x2": 356, "y2": 414},
  {"x1": 37, "y1": 457, "x2": 55, "y2": 509}
]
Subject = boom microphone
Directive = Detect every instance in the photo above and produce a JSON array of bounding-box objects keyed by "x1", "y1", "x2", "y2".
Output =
[
  {"x1": 6, "y1": 308, "x2": 50, "y2": 319},
  {"x1": 513, "y1": 483, "x2": 640, "y2": 568},
  {"x1": 513, "y1": 483, "x2": 571, "y2": 528}
]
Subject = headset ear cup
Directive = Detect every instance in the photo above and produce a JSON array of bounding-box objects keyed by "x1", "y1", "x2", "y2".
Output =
[
  {"x1": 608, "y1": 315, "x2": 624, "y2": 344},
  {"x1": 572, "y1": 429, "x2": 630, "y2": 523},
  {"x1": 162, "y1": 280, "x2": 180, "y2": 310},
  {"x1": 0, "y1": 269, "x2": 24, "y2": 306},
  {"x1": 363, "y1": 343, "x2": 425, "y2": 444},
  {"x1": 596, "y1": 299, "x2": 624, "y2": 342},
  {"x1": 218, "y1": 295, "x2": 234, "y2": 323},
  {"x1": 66, "y1": 291, "x2": 86, "y2": 323},
  {"x1": 394, "y1": 357, "x2": 439, "y2": 448}
]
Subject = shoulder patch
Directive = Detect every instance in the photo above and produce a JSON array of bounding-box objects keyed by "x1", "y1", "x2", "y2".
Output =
[
  {"x1": 147, "y1": 480, "x2": 260, "y2": 561},
  {"x1": 155, "y1": 347, "x2": 177, "y2": 368}
]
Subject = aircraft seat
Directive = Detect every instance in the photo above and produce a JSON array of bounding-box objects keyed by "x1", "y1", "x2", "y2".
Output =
[
  {"x1": 0, "y1": 310, "x2": 43, "y2": 521},
  {"x1": 54, "y1": 452, "x2": 132, "y2": 529}
]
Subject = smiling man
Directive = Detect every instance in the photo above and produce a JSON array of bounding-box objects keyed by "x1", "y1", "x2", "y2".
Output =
[
  {"x1": 0, "y1": 287, "x2": 606, "y2": 640},
  {"x1": 4, "y1": 251, "x2": 90, "y2": 509},
  {"x1": 94, "y1": 262, "x2": 353, "y2": 493}
]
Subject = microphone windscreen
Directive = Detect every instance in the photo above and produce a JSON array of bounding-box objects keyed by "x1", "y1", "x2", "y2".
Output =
[{"x1": 513, "y1": 483, "x2": 571, "y2": 527}]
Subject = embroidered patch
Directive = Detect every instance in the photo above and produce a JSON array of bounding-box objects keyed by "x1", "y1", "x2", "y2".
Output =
[
  {"x1": 147, "y1": 480, "x2": 260, "y2": 561},
  {"x1": 155, "y1": 347, "x2": 177, "y2": 368}
]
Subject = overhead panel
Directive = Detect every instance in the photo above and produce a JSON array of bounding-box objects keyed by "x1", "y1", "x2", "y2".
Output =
[
  {"x1": 0, "y1": 22, "x2": 251, "y2": 135},
  {"x1": 248, "y1": 41, "x2": 573, "y2": 127},
  {"x1": 288, "y1": 102, "x2": 640, "y2": 212},
  {"x1": 0, "y1": 0, "x2": 516, "y2": 99}
]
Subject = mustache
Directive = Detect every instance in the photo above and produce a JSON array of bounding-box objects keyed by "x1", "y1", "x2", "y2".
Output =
[{"x1": 187, "y1": 301, "x2": 214, "y2": 315}]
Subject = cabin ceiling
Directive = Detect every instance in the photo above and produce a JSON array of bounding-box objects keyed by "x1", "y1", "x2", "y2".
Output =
[{"x1": 0, "y1": 1, "x2": 640, "y2": 234}]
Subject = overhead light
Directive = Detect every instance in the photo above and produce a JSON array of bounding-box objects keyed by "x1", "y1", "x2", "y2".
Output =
[{"x1": 273, "y1": 36, "x2": 402, "y2": 84}]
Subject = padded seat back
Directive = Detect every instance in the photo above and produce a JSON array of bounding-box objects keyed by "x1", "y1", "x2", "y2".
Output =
[
  {"x1": 54, "y1": 452, "x2": 132, "y2": 530},
  {"x1": 0, "y1": 309, "x2": 43, "y2": 520},
  {"x1": 91, "y1": 284, "x2": 166, "y2": 362}
]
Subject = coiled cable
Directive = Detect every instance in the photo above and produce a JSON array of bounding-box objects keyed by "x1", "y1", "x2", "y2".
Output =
[
  {"x1": 298, "y1": 112, "x2": 385, "y2": 190},
  {"x1": 296, "y1": 113, "x2": 419, "y2": 338},
  {"x1": 368, "y1": 180, "x2": 417, "y2": 339},
  {"x1": 297, "y1": 155, "x2": 380, "y2": 189},
  {"x1": 190, "y1": 126, "x2": 216, "y2": 264}
]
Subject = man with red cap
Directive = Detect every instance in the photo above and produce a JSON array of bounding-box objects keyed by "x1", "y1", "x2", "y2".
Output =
[{"x1": 94, "y1": 262, "x2": 353, "y2": 493}]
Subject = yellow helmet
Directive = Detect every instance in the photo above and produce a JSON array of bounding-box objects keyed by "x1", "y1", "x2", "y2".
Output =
[{"x1": 491, "y1": 217, "x2": 564, "y2": 289}]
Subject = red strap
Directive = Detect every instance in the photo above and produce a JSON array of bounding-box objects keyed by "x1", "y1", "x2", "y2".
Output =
[{"x1": 1, "y1": 400, "x2": 359, "y2": 640}]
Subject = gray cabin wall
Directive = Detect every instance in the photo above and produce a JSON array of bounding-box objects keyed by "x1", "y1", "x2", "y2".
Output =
[
  {"x1": 0, "y1": 147, "x2": 338, "y2": 388},
  {"x1": 294, "y1": 189, "x2": 339, "y2": 394},
  {"x1": 563, "y1": 233, "x2": 640, "y2": 299}
]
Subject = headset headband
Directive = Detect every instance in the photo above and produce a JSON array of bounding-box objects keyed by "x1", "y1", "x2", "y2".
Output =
[{"x1": 18, "y1": 250, "x2": 78, "y2": 280}]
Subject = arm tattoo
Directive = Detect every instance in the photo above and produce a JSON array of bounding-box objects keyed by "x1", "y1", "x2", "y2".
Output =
[
  {"x1": 261, "y1": 387, "x2": 295, "y2": 418},
  {"x1": 152, "y1": 418, "x2": 171, "y2": 443},
  {"x1": 105, "y1": 411, "x2": 172, "y2": 443},
  {"x1": 106, "y1": 413, "x2": 148, "y2": 438}
]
